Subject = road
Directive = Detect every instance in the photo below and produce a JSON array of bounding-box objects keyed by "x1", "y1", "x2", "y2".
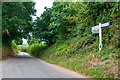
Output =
[{"x1": 2, "y1": 51, "x2": 88, "y2": 78}]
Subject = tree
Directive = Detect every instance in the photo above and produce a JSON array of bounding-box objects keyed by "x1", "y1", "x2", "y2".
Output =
[
  {"x1": 33, "y1": 7, "x2": 57, "y2": 44},
  {"x1": 2, "y1": 2, "x2": 36, "y2": 46},
  {"x1": 33, "y1": 2, "x2": 77, "y2": 44},
  {"x1": 33, "y1": 2, "x2": 119, "y2": 47}
]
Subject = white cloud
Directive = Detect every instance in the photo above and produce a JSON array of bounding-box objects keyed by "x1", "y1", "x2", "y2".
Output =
[{"x1": 32, "y1": 0, "x2": 54, "y2": 21}]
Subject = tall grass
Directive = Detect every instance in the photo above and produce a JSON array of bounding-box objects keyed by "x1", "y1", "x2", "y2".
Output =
[{"x1": 2, "y1": 40, "x2": 18, "y2": 60}]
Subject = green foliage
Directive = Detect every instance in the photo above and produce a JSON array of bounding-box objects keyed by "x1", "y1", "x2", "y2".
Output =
[
  {"x1": 2, "y1": 2, "x2": 36, "y2": 46},
  {"x1": 16, "y1": 39, "x2": 23, "y2": 45},
  {"x1": 17, "y1": 44, "x2": 29, "y2": 52},
  {"x1": 29, "y1": 43, "x2": 47, "y2": 56},
  {"x1": 55, "y1": 44, "x2": 70, "y2": 56},
  {"x1": 34, "y1": 2, "x2": 119, "y2": 46},
  {"x1": 11, "y1": 40, "x2": 17, "y2": 49},
  {"x1": 33, "y1": 8, "x2": 57, "y2": 44},
  {"x1": 28, "y1": 36, "x2": 41, "y2": 45},
  {"x1": 105, "y1": 61, "x2": 110, "y2": 64}
]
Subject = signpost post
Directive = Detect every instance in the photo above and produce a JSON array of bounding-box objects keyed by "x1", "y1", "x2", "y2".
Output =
[
  {"x1": 99, "y1": 23, "x2": 102, "y2": 51},
  {"x1": 91, "y1": 22, "x2": 110, "y2": 51}
]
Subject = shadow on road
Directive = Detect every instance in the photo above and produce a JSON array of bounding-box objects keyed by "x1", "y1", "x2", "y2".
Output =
[{"x1": 15, "y1": 51, "x2": 33, "y2": 58}]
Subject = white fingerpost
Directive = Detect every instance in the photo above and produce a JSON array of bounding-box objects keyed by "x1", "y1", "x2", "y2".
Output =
[
  {"x1": 91, "y1": 22, "x2": 110, "y2": 51},
  {"x1": 99, "y1": 23, "x2": 102, "y2": 51}
]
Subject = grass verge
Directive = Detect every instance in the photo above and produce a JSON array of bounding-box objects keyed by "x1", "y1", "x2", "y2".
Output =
[{"x1": 38, "y1": 35, "x2": 119, "y2": 78}]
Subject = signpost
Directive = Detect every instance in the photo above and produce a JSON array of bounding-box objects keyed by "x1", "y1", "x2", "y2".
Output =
[
  {"x1": 91, "y1": 22, "x2": 110, "y2": 51},
  {"x1": 99, "y1": 23, "x2": 102, "y2": 51}
]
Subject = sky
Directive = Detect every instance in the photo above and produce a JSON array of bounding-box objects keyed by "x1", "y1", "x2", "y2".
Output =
[
  {"x1": 22, "y1": 0, "x2": 54, "y2": 44},
  {"x1": 32, "y1": 0, "x2": 55, "y2": 21}
]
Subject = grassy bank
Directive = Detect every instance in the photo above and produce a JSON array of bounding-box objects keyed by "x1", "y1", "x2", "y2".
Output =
[
  {"x1": 2, "y1": 41, "x2": 18, "y2": 60},
  {"x1": 34, "y1": 34, "x2": 119, "y2": 78},
  {"x1": 2, "y1": 46, "x2": 17, "y2": 60},
  {"x1": 27, "y1": 2, "x2": 119, "y2": 78}
]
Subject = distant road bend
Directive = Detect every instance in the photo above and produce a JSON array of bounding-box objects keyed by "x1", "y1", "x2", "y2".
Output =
[{"x1": 2, "y1": 51, "x2": 88, "y2": 78}]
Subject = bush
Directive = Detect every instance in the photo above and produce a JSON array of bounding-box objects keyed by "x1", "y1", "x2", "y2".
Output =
[
  {"x1": 17, "y1": 44, "x2": 29, "y2": 52},
  {"x1": 29, "y1": 43, "x2": 47, "y2": 57},
  {"x1": 11, "y1": 40, "x2": 17, "y2": 49}
]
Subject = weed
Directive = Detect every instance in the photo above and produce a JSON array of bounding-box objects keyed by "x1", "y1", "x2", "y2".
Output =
[{"x1": 105, "y1": 61, "x2": 110, "y2": 64}]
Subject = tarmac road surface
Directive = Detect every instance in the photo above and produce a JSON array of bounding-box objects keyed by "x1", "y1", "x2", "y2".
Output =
[{"x1": 2, "y1": 51, "x2": 88, "y2": 78}]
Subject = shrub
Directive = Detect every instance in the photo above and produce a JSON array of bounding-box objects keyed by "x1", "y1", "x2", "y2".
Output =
[
  {"x1": 17, "y1": 44, "x2": 29, "y2": 52},
  {"x1": 11, "y1": 40, "x2": 17, "y2": 49},
  {"x1": 29, "y1": 43, "x2": 47, "y2": 57},
  {"x1": 11, "y1": 40, "x2": 18, "y2": 55},
  {"x1": 2, "y1": 40, "x2": 17, "y2": 59}
]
